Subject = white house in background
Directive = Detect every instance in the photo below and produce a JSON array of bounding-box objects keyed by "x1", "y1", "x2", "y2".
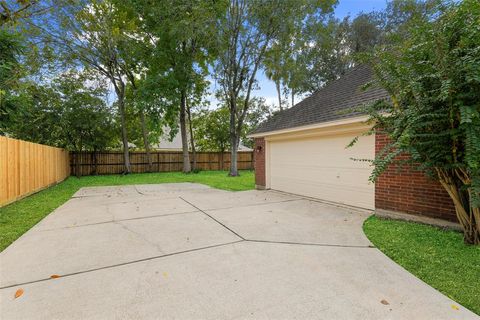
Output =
[
  {"x1": 154, "y1": 129, "x2": 184, "y2": 150},
  {"x1": 154, "y1": 128, "x2": 252, "y2": 151}
]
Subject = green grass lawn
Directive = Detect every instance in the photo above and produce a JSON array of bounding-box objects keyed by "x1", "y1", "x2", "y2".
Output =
[
  {"x1": 364, "y1": 216, "x2": 480, "y2": 315},
  {"x1": 0, "y1": 170, "x2": 254, "y2": 252}
]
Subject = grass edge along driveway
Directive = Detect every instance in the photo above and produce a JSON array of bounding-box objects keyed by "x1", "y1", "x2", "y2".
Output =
[
  {"x1": 0, "y1": 170, "x2": 254, "y2": 252},
  {"x1": 364, "y1": 216, "x2": 480, "y2": 316}
]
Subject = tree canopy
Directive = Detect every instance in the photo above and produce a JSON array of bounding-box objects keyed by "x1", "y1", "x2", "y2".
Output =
[{"x1": 363, "y1": 0, "x2": 480, "y2": 244}]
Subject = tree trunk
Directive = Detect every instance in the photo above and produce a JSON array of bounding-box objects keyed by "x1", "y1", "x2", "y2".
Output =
[
  {"x1": 436, "y1": 168, "x2": 480, "y2": 245},
  {"x1": 180, "y1": 91, "x2": 191, "y2": 173},
  {"x1": 117, "y1": 92, "x2": 131, "y2": 174},
  {"x1": 229, "y1": 100, "x2": 238, "y2": 176},
  {"x1": 291, "y1": 89, "x2": 295, "y2": 107},
  {"x1": 276, "y1": 79, "x2": 282, "y2": 111},
  {"x1": 187, "y1": 101, "x2": 197, "y2": 171},
  {"x1": 449, "y1": 188, "x2": 480, "y2": 245},
  {"x1": 139, "y1": 108, "x2": 153, "y2": 172},
  {"x1": 230, "y1": 138, "x2": 238, "y2": 176}
]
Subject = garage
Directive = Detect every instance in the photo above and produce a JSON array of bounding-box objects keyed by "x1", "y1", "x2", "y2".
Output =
[
  {"x1": 267, "y1": 128, "x2": 375, "y2": 209},
  {"x1": 250, "y1": 65, "x2": 388, "y2": 210}
]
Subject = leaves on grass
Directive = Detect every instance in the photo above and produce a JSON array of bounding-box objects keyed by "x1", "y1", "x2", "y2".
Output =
[{"x1": 14, "y1": 288, "x2": 24, "y2": 299}]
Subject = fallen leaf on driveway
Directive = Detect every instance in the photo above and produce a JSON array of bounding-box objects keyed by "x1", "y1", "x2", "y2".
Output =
[
  {"x1": 380, "y1": 299, "x2": 389, "y2": 305},
  {"x1": 14, "y1": 289, "x2": 24, "y2": 299},
  {"x1": 50, "y1": 275, "x2": 61, "y2": 279},
  {"x1": 451, "y1": 305, "x2": 459, "y2": 310}
]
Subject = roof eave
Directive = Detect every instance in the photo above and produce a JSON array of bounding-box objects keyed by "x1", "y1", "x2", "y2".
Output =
[{"x1": 247, "y1": 115, "x2": 370, "y2": 138}]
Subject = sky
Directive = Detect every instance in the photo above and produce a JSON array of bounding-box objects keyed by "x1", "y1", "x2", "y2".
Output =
[{"x1": 248, "y1": 0, "x2": 388, "y2": 109}]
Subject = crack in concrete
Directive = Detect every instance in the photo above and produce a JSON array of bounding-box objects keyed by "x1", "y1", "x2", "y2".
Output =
[
  {"x1": 0, "y1": 239, "x2": 374, "y2": 291},
  {"x1": 178, "y1": 197, "x2": 373, "y2": 249},
  {"x1": 245, "y1": 239, "x2": 375, "y2": 249},
  {"x1": 113, "y1": 220, "x2": 166, "y2": 254},
  {"x1": 179, "y1": 197, "x2": 245, "y2": 241},
  {"x1": 0, "y1": 240, "x2": 245, "y2": 290},
  {"x1": 35, "y1": 210, "x2": 201, "y2": 232},
  {"x1": 197, "y1": 198, "x2": 302, "y2": 212},
  {"x1": 134, "y1": 185, "x2": 147, "y2": 196}
]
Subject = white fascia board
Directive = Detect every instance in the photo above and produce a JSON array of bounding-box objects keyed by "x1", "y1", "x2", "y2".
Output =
[{"x1": 247, "y1": 115, "x2": 370, "y2": 139}]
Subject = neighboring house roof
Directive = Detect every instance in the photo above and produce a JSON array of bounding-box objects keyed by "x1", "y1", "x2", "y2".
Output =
[{"x1": 252, "y1": 65, "x2": 389, "y2": 135}]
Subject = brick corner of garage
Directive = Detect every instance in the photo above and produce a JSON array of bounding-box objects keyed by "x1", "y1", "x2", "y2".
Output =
[
  {"x1": 253, "y1": 137, "x2": 266, "y2": 189},
  {"x1": 374, "y1": 132, "x2": 457, "y2": 223}
]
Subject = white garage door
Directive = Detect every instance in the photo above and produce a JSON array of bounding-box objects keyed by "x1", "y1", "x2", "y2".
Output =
[{"x1": 268, "y1": 132, "x2": 374, "y2": 209}]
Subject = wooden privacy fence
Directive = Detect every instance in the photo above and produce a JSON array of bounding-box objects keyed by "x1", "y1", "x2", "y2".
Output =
[
  {"x1": 0, "y1": 136, "x2": 70, "y2": 207},
  {"x1": 70, "y1": 151, "x2": 254, "y2": 176}
]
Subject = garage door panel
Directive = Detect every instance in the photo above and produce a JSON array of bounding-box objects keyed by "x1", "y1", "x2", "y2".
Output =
[
  {"x1": 271, "y1": 166, "x2": 372, "y2": 186},
  {"x1": 271, "y1": 174, "x2": 373, "y2": 194},
  {"x1": 270, "y1": 176, "x2": 373, "y2": 209},
  {"x1": 269, "y1": 133, "x2": 374, "y2": 209}
]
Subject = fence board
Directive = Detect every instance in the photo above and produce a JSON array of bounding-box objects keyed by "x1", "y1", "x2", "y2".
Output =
[
  {"x1": 0, "y1": 137, "x2": 70, "y2": 207},
  {"x1": 70, "y1": 151, "x2": 254, "y2": 176}
]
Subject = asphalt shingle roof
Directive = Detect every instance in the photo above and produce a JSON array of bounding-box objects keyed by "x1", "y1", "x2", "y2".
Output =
[{"x1": 252, "y1": 65, "x2": 389, "y2": 135}]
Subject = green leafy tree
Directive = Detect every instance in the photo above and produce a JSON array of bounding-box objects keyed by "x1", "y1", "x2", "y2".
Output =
[
  {"x1": 267, "y1": 0, "x2": 446, "y2": 99},
  {"x1": 215, "y1": 0, "x2": 336, "y2": 176},
  {"x1": 348, "y1": 13, "x2": 383, "y2": 54},
  {"x1": 241, "y1": 97, "x2": 272, "y2": 149},
  {"x1": 363, "y1": 0, "x2": 480, "y2": 244},
  {"x1": 295, "y1": 16, "x2": 351, "y2": 93},
  {"x1": 5, "y1": 69, "x2": 115, "y2": 152},
  {"x1": 0, "y1": 0, "x2": 47, "y2": 26},
  {"x1": 51, "y1": 70, "x2": 116, "y2": 176},
  {"x1": 31, "y1": 0, "x2": 142, "y2": 173},
  {"x1": 4, "y1": 68, "x2": 116, "y2": 177},
  {"x1": 193, "y1": 107, "x2": 230, "y2": 153},
  {"x1": 3, "y1": 83, "x2": 59, "y2": 142},
  {"x1": 263, "y1": 2, "x2": 337, "y2": 108},
  {"x1": 380, "y1": 0, "x2": 446, "y2": 36},
  {"x1": 193, "y1": 97, "x2": 271, "y2": 151},
  {"x1": 126, "y1": 0, "x2": 226, "y2": 173},
  {"x1": 0, "y1": 29, "x2": 25, "y2": 132},
  {"x1": 123, "y1": 78, "x2": 177, "y2": 171},
  {"x1": 0, "y1": 1, "x2": 57, "y2": 126}
]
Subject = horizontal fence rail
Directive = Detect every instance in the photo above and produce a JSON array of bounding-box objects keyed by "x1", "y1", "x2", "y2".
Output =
[
  {"x1": 70, "y1": 151, "x2": 253, "y2": 176},
  {"x1": 0, "y1": 136, "x2": 70, "y2": 207}
]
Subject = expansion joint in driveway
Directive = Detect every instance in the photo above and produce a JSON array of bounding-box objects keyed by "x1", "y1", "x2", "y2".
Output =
[
  {"x1": 203, "y1": 198, "x2": 301, "y2": 213},
  {"x1": 37, "y1": 210, "x2": 200, "y2": 232},
  {"x1": 245, "y1": 239, "x2": 375, "y2": 249},
  {"x1": 179, "y1": 197, "x2": 245, "y2": 240},
  {"x1": 0, "y1": 240, "x2": 244, "y2": 290}
]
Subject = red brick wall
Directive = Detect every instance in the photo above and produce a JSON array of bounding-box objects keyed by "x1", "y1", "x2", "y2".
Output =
[
  {"x1": 375, "y1": 133, "x2": 457, "y2": 221},
  {"x1": 254, "y1": 138, "x2": 266, "y2": 188}
]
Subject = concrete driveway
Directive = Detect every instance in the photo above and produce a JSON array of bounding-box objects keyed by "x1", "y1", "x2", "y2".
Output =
[{"x1": 0, "y1": 183, "x2": 477, "y2": 319}]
